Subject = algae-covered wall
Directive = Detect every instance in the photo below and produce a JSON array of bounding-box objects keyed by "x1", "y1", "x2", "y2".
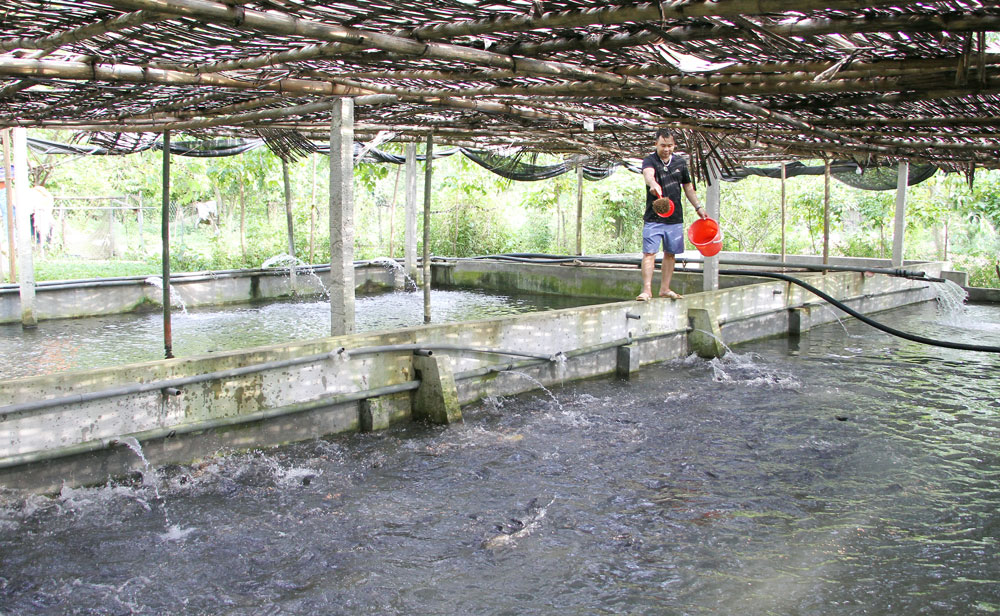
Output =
[
  {"x1": 0, "y1": 264, "x2": 397, "y2": 324},
  {"x1": 0, "y1": 262, "x2": 943, "y2": 491}
]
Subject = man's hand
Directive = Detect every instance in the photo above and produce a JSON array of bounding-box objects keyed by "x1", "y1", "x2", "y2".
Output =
[{"x1": 649, "y1": 183, "x2": 662, "y2": 198}]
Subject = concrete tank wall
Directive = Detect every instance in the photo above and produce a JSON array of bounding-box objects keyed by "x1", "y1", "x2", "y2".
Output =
[
  {"x1": 0, "y1": 264, "x2": 397, "y2": 324},
  {"x1": 0, "y1": 262, "x2": 944, "y2": 492}
]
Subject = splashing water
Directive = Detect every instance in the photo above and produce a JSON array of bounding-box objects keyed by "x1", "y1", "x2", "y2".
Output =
[
  {"x1": 551, "y1": 352, "x2": 568, "y2": 385},
  {"x1": 500, "y1": 370, "x2": 564, "y2": 412},
  {"x1": 692, "y1": 328, "x2": 734, "y2": 354},
  {"x1": 370, "y1": 256, "x2": 418, "y2": 291},
  {"x1": 706, "y1": 351, "x2": 801, "y2": 389},
  {"x1": 144, "y1": 276, "x2": 188, "y2": 315},
  {"x1": 116, "y1": 437, "x2": 192, "y2": 539},
  {"x1": 931, "y1": 279, "x2": 969, "y2": 325},
  {"x1": 262, "y1": 253, "x2": 330, "y2": 298},
  {"x1": 261, "y1": 253, "x2": 306, "y2": 269}
]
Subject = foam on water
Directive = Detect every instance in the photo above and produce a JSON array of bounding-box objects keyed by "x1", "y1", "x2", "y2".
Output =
[
  {"x1": 707, "y1": 351, "x2": 802, "y2": 389},
  {"x1": 143, "y1": 276, "x2": 189, "y2": 315}
]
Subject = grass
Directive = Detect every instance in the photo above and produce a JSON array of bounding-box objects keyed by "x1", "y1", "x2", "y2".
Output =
[{"x1": 31, "y1": 259, "x2": 161, "y2": 282}]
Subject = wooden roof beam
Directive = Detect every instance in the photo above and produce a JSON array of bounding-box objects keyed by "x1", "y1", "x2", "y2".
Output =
[
  {"x1": 0, "y1": 11, "x2": 173, "y2": 53},
  {"x1": 394, "y1": 0, "x2": 930, "y2": 41},
  {"x1": 489, "y1": 13, "x2": 1000, "y2": 58},
  {"x1": 96, "y1": 0, "x2": 870, "y2": 150},
  {"x1": 0, "y1": 58, "x2": 373, "y2": 99}
]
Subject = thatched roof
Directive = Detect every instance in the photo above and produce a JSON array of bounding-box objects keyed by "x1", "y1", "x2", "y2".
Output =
[{"x1": 2, "y1": 0, "x2": 999, "y2": 172}]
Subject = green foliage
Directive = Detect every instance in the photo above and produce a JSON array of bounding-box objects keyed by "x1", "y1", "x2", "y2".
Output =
[
  {"x1": 33, "y1": 259, "x2": 158, "y2": 282},
  {"x1": 19, "y1": 130, "x2": 1000, "y2": 288}
]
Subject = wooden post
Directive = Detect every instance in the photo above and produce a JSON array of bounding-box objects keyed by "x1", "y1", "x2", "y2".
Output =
[
  {"x1": 423, "y1": 133, "x2": 433, "y2": 324},
  {"x1": 309, "y1": 153, "x2": 317, "y2": 264},
  {"x1": 282, "y1": 157, "x2": 295, "y2": 258},
  {"x1": 108, "y1": 207, "x2": 116, "y2": 258},
  {"x1": 404, "y1": 142, "x2": 418, "y2": 285},
  {"x1": 703, "y1": 158, "x2": 721, "y2": 292},
  {"x1": 892, "y1": 160, "x2": 909, "y2": 267},
  {"x1": 388, "y1": 163, "x2": 401, "y2": 258},
  {"x1": 575, "y1": 164, "x2": 584, "y2": 255},
  {"x1": 161, "y1": 130, "x2": 173, "y2": 358},
  {"x1": 2, "y1": 129, "x2": 15, "y2": 283},
  {"x1": 137, "y1": 193, "x2": 144, "y2": 250},
  {"x1": 282, "y1": 156, "x2": 296, "y2": 291},
  {"x1": 239, "y1": 179, "x2": 246, "y2": 261},
  {"x1": 13, "y1": 128, "x2": 36, "y2": 328},
  {"x1": 823, "y1": 159, "x2": 831, "y2": 265},
  {"x1": 330, "y1": 98, "x2": 356, "y2": 336},
  {"x1": 780, "y1": 161, "x2": 787, "y2": 264}
]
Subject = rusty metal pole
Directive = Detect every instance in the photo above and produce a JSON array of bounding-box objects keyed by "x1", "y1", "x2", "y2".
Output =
[
  {"x1": 823, "y1": 159, "x2": 831, "y2": 265},
  {"x1": 161, "y1": 130, "x2": 173, "y2": 359}
]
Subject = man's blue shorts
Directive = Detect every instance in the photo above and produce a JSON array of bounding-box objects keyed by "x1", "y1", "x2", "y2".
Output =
[{"x1": 642, "y1": 221, "x2": 684, "y2": 255}]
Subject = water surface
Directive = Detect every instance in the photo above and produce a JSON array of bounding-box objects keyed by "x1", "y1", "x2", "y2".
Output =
[
  {"x1": 0, "y1": 288, "x2": 601, "y2": 379},
  {"x1": 0, "y1": 301, "x2": 998, "y2": 615}
]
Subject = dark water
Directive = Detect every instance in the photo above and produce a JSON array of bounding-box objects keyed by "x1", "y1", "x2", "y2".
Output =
[
  {"x1": 1, "y1": 301, "x2": 999, "y2": 615},
  {"x1": 0, "y1": 289, "x2": 601, "y2": 380}
]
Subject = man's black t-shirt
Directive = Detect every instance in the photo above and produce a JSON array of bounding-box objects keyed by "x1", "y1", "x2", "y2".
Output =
[{"x1": 641, "y1": 152, "x2": 691, "y2": 224}]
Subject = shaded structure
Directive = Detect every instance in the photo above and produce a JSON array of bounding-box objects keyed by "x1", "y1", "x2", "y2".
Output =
[{"x1": 0, "y1": 1, "x2": 999, "y2": 173}]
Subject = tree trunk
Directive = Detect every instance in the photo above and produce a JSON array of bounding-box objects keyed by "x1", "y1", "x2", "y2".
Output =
[
  {"x1": 239, "y1": 178, "x2": 246, "y2": 260},
  {"x1": 309, "y1": 153, "x2": 317, "y2": 264},
  {"x1": 282, "y1": 158, "x2": 295, "y2": 257}
]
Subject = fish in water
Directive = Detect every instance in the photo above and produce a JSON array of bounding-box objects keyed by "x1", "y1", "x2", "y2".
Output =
[{"x1": 481, "y1": 497, "x2": 555, "y2": 550}]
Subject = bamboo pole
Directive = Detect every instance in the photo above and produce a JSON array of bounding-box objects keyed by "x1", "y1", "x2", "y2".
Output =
[
  {"x1": 326, "y1": 55, "x2": 1000, "y2": 86},
  {"x1": 0, "y1": 58, "x2": 373, "y2": 98},
  {"x1": 487, "y1": 14, "x2": 1000, "y2": 59},
  {"x1": 393, "y1": 0, "x2": 926, "y2": 41},
  {"x1": 96, "y1": 0, "x2": 858, "y2": 148},
  {"x1": 0, "y1": 11, "x2": 171, "y2": 52}
]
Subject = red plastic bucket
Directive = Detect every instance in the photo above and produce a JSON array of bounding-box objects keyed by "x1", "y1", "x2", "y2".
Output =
[{"x1": 688, "y1": 218, "x2": 723, "y2": 257}]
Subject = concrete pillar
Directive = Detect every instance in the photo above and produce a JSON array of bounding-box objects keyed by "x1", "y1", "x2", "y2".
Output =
[
  {"x1": 330, "y1": 98, "x2": 356, "y2": 336},
  {"x1": 616, "y1": 343, "x2": 640, "y2": 380},
  {"x1": 404, "y1": 143, "x2": 418, "y2": 284},
  {"x1": 788, "y1": 306, "x2": 813, "y2": 336},
  {"x1": 892, "y1": 160, "x2": 908, "y2": 267},
  {"x1": 703, "y1": 159, "x2": 721, "y2": 292},
  {"x1": 423, "y1": 134, "x2": 432, "y2": 324},
  {"x1": 2, "y1": 129, "x2": 14, "y2": 283},
  {"x1": 412, "y1": 352, "x2": 462, "y2": 424},
  {"x1": 688, "y1": 307, "x2": 725, "y2": 358},
  {"x1": 13, "y1": 128, "x2": 36, "y2": 328}
]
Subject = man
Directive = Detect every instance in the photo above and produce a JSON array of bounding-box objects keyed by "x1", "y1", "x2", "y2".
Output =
[{"x1": 636, "y1": 128, "x2": 709, "y2": 301}]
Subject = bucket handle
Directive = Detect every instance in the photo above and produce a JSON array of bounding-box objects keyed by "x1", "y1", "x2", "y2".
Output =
[{"x1": 691, "y1": 227, "x2": 723, "y2": 247}]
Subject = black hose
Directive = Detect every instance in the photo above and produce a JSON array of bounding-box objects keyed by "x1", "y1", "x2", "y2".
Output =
[{"x1": 723, "y1": 269, "x2": 1000, "y2": 354}]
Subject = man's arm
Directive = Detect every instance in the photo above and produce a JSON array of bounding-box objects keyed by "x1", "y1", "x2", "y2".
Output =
[
  {"x1": 683, "y1": 183, "x2": 709, "y2": 219},
  {"x1": 642, "y1": 167, "x2": 661, "y2": 197}
]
